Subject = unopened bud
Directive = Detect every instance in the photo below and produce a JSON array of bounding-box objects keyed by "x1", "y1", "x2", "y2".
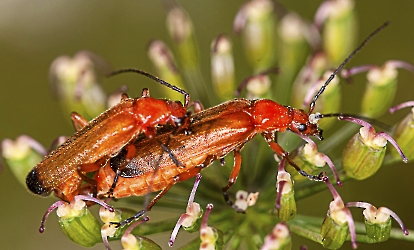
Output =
[
  {"x1": 2, "y1": 136, "x2": 45, "y2": 187},
  {"x1": 120, "y1": 217, "x2": 159, "y2": 250},
  {"x1": 211, "y1": 34, "x2": 235, "y2": 100},
  {"x1": 261, "y1": 223, "x2": 291, "y2": 250},
  {"x1": 246, "y1": 74, "x2": 272, "y2": 99},
  {"x1": 147, "y1": 40, "x2": 185, "y2": 101},
  {"x1": 57, "y1": 199, "x2": 102, "y2": 247},
  {"x1": 169, "y1": 174, "x2": 203, "y2": 247},
  {"x1": 362, "y1": 63, "x2": 398, "y2": 117},
  {"x1": 303, "y1": 70, "x2": 341, "y2": 129},
  {"x1": 319, "y1": 0, "x2": 357, "y2": 65},
  {"x1": 200, "y1": 204, "x2": 222, "y2": 250},
  {"x1": 234, "y1": 0, "x2": 277, "y2": 71},
  {"x1": 275, "y1": 13, "x2": 309, "y2": 103},
  {"x1": 166, "y1": 6, "x2": 199, "y2": 69},
  {"x1": 343, "y1": 60, "x2": 414, "y2": 118},
  {"x1": 290, "y1": 52, "x2": 329, "y2": 109},
  {"x1": 275, "y1": 170, "x2": 296, "y2": 221},
  {"x1": 341, "y1": 117, "x2": 407, "y2": 180},
  {"x1": 289, "y1": 137, "x2": 341, "y2": 185},
  {"x1": 49, "y1": 51, "x2": 108, "y2": 120},
  {"x1": 346, "y1": 202, "x2": 409, "y2": 243},
  {"x1": 390, "y1": 102, "x2": 414, "y2": 161},
  {"x1": 321, "y1": 176, "x2": 357, "y2": 249}
]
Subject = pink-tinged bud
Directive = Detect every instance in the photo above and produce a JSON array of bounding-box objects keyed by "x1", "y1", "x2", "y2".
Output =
[
  {"x1": 51, "y1": 196, "x2": 113, "y2": 247},
  {"x1": 100, "y1": 205, "x2": 123, "y2": 249},
  {"x1": 290, "y1": 52, "x2": 329, "y2": 110},
  {"x1": 235, "y1": 68, "x2": 278, "y2": 99},
  {"x1": 341, "y1": 60, "x2": 414, "y2": 118},
  {"x1": 316, "y1": 0, "x2": 357, "y2": 65},
  {"x1": 233, "y1": 0, "x2": 277, "y2": 71},
  {"x1": 260, "y1": 223, "x2": 291, "y2": 250},
  {"x1": 147, "y1": 40, "x2": 186, "y2": 102},
  {"x1": 321, "y1": 176, "x2": 357, "y2": 249},
  {"x1": 275, "y1": 158, "x2": 296, "y2": 221},
  {"x1": 246, "y1": 74, "x2": 272, "y2": 100},
  {"x1": 107, "y1": 85, "x2": 128, "y2": 108},
  {"x1": 200, "y1": 204, "x2": 221, "y2": 250},
  {"x1": 120, "y1": 217, "x2": 158, "y2": 250},
  {"x1": 275, "y1": 13, "x2": 309, "y2": 103},
  {"x1": 303, "y1": 70, "x2": 341, "y2": 129},
  {"x1": 390, "y1": 101, "x2": 414, "y2": 161},
  {"x1": 346, "y1": 202, "x2": 409, "y2": 243},
  {"x1": 166, "y1": 6, "x2": 199, "y2": 69},
  {"x1": 211, "y1": 34, "x2": 235, "y2": 101},
  {"x1": 169, "y1": 174, "x2": 203, "y2": 247},
  {"x1": 49, "y1": 51, "x2": 108, "y2": 120},
  {"x1": 340, "y1": 116, "x2": 407, "y2": 180},
  {"x1": 2, "y1": 135, "x2": 45, "y2": 187},
  {"x1": 289, "y1": 135, "x2": 341, "y2": 186}
]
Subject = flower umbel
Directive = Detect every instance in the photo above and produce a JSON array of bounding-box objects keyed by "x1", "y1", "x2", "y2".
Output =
[{"x1": 4, "y1": 0, "x2": 414, "y2": 249}]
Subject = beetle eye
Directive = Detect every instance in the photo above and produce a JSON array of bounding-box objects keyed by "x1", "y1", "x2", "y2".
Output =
[
  {"x1": 297, "y1": 124, "x2": 307, "y2": 132},
  {"x1": 175, "y1": 117, "x2": 185, "y2": 126}
]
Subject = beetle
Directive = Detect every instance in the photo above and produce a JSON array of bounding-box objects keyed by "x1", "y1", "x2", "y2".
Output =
[
  {"x1": 93, "y1": 22, "x2": 390, "y2": 227},
  {"x1": 26, "y1": 69, "x2": 191, "y2": 202},
  {"x1": 96, "y1": 97, "x2": 324, "y2": 227}
]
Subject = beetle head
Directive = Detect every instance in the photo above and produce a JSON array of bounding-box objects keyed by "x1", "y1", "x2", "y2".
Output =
[{"x1": 289, "y1": 109, "x2": 323, "y2": 140}]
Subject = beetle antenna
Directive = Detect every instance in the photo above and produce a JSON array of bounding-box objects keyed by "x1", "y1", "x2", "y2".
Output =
[
  {"x1": 316, "y1": 113, "x2": 392, "y2": 131},
  {"x1": 107, "y1": 68, "x2": 190, "y2": 107},
  {"x1": 308, "y1": 21, "x2": 390, "y2": 114}
]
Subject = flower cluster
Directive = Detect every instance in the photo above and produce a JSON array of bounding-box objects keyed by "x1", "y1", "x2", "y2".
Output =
[{"x1": 2, "y1": 0, "x2": 414, "y2": 249}]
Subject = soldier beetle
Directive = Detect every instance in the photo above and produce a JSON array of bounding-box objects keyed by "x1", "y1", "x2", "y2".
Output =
[
  {"x1": 93, "y1": 22, "x2": 390, "y2": 228},
  {"x1": 26, "y1": 68, "x2": 191, "y2": 202}
]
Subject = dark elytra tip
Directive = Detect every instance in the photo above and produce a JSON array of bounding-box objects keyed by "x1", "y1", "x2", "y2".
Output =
[{"x1": 26, "y1": 169, "x2": 52, "y2": 196}]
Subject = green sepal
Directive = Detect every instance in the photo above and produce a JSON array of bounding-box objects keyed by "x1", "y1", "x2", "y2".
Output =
[
  {"x1": 2, "y1": 145, "x2": 42, "y2": 188},
  {"x1": 365, "y1": 217, "x2": 392, "y2": 242},
  {"x1": 320, "y1": 215, "x2": 349, "y2": 249},
  {"x1": 59, "y1": 208, "x2": 102, "y2": 247},
  {"x1": 362, "y1": 78, "x2": 397, "y2": 118},
  {"x1": 342, "y1": 133, "x2": 386, "y2": 180},
  {"x1": 392, "y1": 111, "x2": 414, "y2": 161},
  {"x1": 277, "y1": 191, "x2": 297, "y2": 222}
]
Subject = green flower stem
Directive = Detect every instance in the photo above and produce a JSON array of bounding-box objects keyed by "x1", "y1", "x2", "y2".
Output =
[
  {"x1": 288, "y1": 217, "x2": 323, "y2": 244},
  {"x1": 389, "y1": 227, "x2": 414, "y2": 241},
  {"x1": 291, "y1": 214, "x2": 414, "y2": 245},
  {"x1": 354, "y1": 226, "x2": 414, "y2": 243}
]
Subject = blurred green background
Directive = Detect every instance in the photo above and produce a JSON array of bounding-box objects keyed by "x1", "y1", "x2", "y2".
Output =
[{"x1": 1, "y1": 0, "x2": 414, "y2": 249}]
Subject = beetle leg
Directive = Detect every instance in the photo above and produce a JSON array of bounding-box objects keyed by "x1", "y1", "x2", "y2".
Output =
[
  {"x1": 146, "y1": 128, "x2": 183, "y2": 168},
  {"x1": 70, "y1": 112, "x2": 89, "y2": 131},
  {"x1": 261, "y1": 132, "x2": 323, "y2": 181},
  {"x1": 112, "y1": 182, "x2": 175, "y2": 228},
  {"x1": 189, "y1": 100, "x2": 204, "y2": 113},
  {"x1": 77, "y1": 158, "x2": 108, "y2": 197},
  {"x1": 121, "y1": 93, "x2": 129, "y2": 100},
  {"x1": 222, "y1": 149, "x2": 246, "y2": 213},
  {"x1": 159, "y1": 141, "x2": 183, "y2": 167},
  {"x1": 112, "y1": 168, "x2": 202, "y2": 228},
  {"x1": 77, "y1": 166, "x2": 98, "y2": 197},
  {"x1": 141, "y1": 88, "x2": 150, "y2": 97},
  {"x1": 108, "y1": 144, "x2": 136, "y2": 197}
]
